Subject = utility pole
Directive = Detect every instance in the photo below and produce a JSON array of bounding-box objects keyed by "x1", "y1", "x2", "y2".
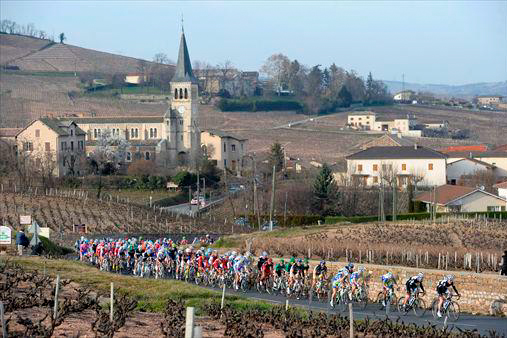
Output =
[
  {"x1": 284, "y1": 190, "x2": 288, "y2": 226},
  {"x1": 380, "y1": 180, "x2": 385, "y2": 221},
  {"x1": 188, "y1": 186, "x2": 192, "y2": 213},
  {"x1": 269, "y1": 165, "x2": 276, "y2": 231},
  {"x1": 251, "y1": 156, "x2": 261, "y2": 231},
  {"x1": 202, "y1": 178, "x2": 206, "y2": 206},
  {"x1": 196, "y1": 171, "x2": 200, "y2": 211},
  {"x1": 392, "y1": 183, "x2": 397, "y2": 221}
]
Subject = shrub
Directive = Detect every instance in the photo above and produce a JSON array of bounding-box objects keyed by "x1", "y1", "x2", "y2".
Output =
[{"x1": 217, "y1": 98, "x2": 303, "y2": 112}]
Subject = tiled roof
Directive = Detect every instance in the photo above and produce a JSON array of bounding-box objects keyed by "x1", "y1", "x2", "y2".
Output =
[
  {"x1": 494, "y1": 144, "x2": 507, "y2": 152},
  {"x1": 494, "y1": 181, "x2": 507, "y2": 189},
  {"x1": 440, "y1": 145, "x2": 489, "y2": 153},
  {"x1": 446, "y1": 151, "x2": 507, "y2": 158},
  {"x1": 449, "y1": 158, "x2": 496, "y2": 169},
  {"x1": 414, "y1": 185, "x2": 476, "y2": 205},
  {"x1": 203, "y1": 129, "x2": 247, "y2": 141},
  {"x1": 346, "y1": 146, "x2": 447, "y2": 160},
  {"x1": 348, "y1": 111, "x2": 376, "y2": 116},
  {"x1": 59, "y1": 116, "x2": 164, "y2": 124},
  {"x1": 39, "y1": 118, "x2": 86, "y2": 136}
]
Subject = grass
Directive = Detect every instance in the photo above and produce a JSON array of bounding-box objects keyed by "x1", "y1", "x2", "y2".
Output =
[
  {"x1": 89, "y1": 188, "x2": 178, "y2": 206},
  {"x1": 0, "y1": 70, "x2": 77, "y2": 77},
  {"x1": 4, "y1": 256, "x2": 272, "y2": 314},
  {"x1": 84, "y1": 86, "x2": 170, "y2": 97}
]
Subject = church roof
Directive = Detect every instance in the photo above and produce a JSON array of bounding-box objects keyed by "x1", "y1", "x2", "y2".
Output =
[{"x1": 171, "y1": 31, "x2": 198, "y2": 84}]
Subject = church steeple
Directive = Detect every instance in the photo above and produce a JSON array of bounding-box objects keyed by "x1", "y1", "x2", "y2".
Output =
[{"x1": 172, "y1": 30, "x2": 197, "y2": 83}]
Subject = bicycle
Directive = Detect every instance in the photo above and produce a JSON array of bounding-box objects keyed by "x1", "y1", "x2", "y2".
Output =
[
  {"x1": 377, "y1": 288, "x2": 398, "y2": 314},
  {"x1": 431, "y1": 293, "x2": 461, "y2": 322},
  {"x1": 397, "y1": 291, "x2": 426, "y2": 317}
]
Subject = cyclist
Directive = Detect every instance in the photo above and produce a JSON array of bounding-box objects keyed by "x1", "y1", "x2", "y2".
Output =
[
  {"x1": 302, "y1": 258, "x2": 310, "y2": 278},
  {"x1": 349, "y1": 266, "x2": 364, "y2": 300},
  {"x1": 288, "y1": 258, "x2": 305, "y2": 294},
  {"x1": 312, "y1": 260, "x2": 328, "y2": 290},
  {"x1": 260, "y1": 258, "x2": 274, "y2": 286},
  {"x1": 257, "y1": 251, "x2": 268, "y2": 271},
  {"x1": 330, "y1": 265, "x2": 351, "y2": 308},
  {"x1": 403, "y1": 272, "x2": 425, "y2": 308},
  {"x1": 381, "y1": 272, "x2": 398, "y2": 306},
  {"x1": 436, "y1": 274, "x2": 460, "y2": 318}
]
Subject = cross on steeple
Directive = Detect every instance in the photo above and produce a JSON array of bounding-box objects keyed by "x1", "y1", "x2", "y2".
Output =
[{"x1": 181, "y1": 14, "x2": 184, "y2": 33}]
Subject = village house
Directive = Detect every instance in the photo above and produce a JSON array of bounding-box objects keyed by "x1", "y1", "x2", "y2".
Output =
[
  {"x1": 477, "y1": 95, "x2": 503, "y2": 106},
  {"x1": 358, "y1": 133, "x2": 415, "y2": 150},
  {"x1": 347, "y1": 111, "x2": 376, "y2": 130},
  {"x1": 445, "y1": 151, "x2": 507, "y2": 178},
  {"x1": 414, "y1": 184, "x2": 506, "y2": 212},
  {"x1": 347, "y1": 111, "x2": 421, "y2": 137},
  {"x1": 494, "y1": 181, "x2": 507, "y2": 203},
  {"x1": 201, "y1": 130, "x2": 247, "y2": 174},
  {"x1": 15, "y1": 118, "x2": 86, "y2": 177},
  {"x1": 345, "y1": 145, "x2": 447, "y2": 187},
  {"x1": 194, "y1": 69, "x2": 259, "y2": 97},
  {"x1": 446, "y1": 158, "x2": 497, "y2": 185},
  {"x1": 393, "y1": 90, "x2": 415, "y2": 102}
]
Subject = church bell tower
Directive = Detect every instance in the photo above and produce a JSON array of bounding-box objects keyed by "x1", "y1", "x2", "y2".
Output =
[{"x1": 165, "y1": 26, "x2": 200, "y2": 166}]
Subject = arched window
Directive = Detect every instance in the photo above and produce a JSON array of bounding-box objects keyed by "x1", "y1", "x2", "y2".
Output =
[
  {"x1": 184, "y1": 88, "x2": 188, "y2": 99},
  {"x1": 179, "y1": 88, "x2": 183, "y2": 99},
  {"x1": 174, "y1": 88, "x2": 178, "y2": 99}
]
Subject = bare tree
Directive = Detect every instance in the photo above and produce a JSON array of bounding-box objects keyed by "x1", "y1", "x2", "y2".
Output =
[
  {"x1": 260, "y1": 53, "x2": 291, "y2": 92},
  {"x1": 216, "y1": 60, "x2": 236, "y2": 94}
]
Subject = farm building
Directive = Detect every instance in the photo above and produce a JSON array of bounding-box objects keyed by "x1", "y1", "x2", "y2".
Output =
[{"x1": 414, "y1": 184, "x2": 506, "y2": 212}]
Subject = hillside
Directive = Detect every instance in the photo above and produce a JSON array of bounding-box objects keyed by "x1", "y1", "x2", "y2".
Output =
[
  {"x1": 1, "y1": 33, "x2": 174, "y2": 74},
  {"x1": 384, "y1": 80, "x2": 507, "y2": 99}
]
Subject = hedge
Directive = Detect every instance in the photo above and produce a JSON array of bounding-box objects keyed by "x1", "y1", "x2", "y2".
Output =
[
  {"x1": 217, "y1": 98, "x2": 303, "y2": 112},
  {"x1": 246, "y1": 214, "x2": 324, "y2": 227},
  {"x1": 153, "y1": 192, "x2": 188, "y2": 207},
  {"x1": 325, "y1": 211, "x2": 507, "y2": 224}
]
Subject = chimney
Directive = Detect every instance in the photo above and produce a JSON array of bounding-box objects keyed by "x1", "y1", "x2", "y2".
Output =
[{"x1": 414, "y1": 144, "x2": 418, "y2": 150}]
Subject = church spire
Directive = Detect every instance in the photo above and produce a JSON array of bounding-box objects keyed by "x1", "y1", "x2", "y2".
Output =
[{"x1": 171, "y1": 28, "x2": 197, "y2": 83}]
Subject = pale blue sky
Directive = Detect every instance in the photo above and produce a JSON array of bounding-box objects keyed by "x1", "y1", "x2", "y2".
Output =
[{"x1": 2, "y1": 1, "x2": 506, "y2": 85}]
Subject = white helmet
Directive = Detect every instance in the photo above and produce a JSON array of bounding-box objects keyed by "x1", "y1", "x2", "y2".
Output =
[
  {"x1": 417, "y1": 272, "x2": 424, "y2": 281},
  {"x1": 446, "y1": 274, "x2": 455, "y2": 282}
]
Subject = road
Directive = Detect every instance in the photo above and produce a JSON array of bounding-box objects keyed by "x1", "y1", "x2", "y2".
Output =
[
  {"x1": 162, "y1": 195, "x2": 225, "y2": 217},
  {"x1": 211, "y1": 285, "x2": 507, "y2": 336}
]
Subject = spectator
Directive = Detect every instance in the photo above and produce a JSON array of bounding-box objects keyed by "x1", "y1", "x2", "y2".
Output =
[
  {"x1": 501, "y1": 250, "x2": 507, "y2": 276},
  {"x1": 15, "y1": 229, "x2": 29, "y2": 256}
]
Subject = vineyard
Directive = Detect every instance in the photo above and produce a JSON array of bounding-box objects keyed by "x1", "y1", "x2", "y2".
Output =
[
  {"x1": 240, "y1": 220, "x2": 507, "y2": 272},
  {"x1": 0, "y1": 191, "x2": 226, "y2": 236},
  {"x1": 2, "y1": 259, "x2": 501, "y2": 338}
]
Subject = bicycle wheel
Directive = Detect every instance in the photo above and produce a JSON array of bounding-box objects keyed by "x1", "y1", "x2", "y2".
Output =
[
  {"x1": 414, "y1": 299, "x2": 427, "y2": 317},
  {"x1": 397, "y1": 297, "x2": 408, "y2": 315},
  {"x1": 359, "y1": 290, "x2": 368, "y2": 311},
  {"x1": 338, "y1": 293, "x2": 349, "y2": 313},
  {"x1": 376, "y1": 292, "x2": 385, "y2": 311},
  {"x1": 447, "y1": 302, "x2": 460, "y2": 322}
]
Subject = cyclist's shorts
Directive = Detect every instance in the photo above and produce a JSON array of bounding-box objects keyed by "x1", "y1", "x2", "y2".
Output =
[
  {"x1": 405, "y1": 281, "x2": 417, "y2": 293},
  {"x1": 436, "y1": 285, "x2": 448, "y2": 295}
]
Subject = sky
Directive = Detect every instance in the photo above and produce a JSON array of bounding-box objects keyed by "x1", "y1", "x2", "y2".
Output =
[{"x1": 1, "y1": 1, "x2": 506, "y2": 85}]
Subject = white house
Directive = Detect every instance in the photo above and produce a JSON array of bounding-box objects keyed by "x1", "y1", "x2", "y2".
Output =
[
  {"x1": 393, "y1": 90, "x2": 415, "y2": 102},
  {"x1": 414, "y1": 184, "x2": 507, "y2": 212},
  {"x1": 446, "y1": 158, "x2": 496, "y2": 185},
  {"x1": 494, "y1": 181, "x2": 507, "y2": 205},
  {"x1": 446, "y1": 151, "x2": 507, "y2": 177},
  {"x1": 345, "y1": 145, "x2": 447, "y2": 187},
  {"x1": 347, "y1": 111, "x2": 376, "y2": 130}
]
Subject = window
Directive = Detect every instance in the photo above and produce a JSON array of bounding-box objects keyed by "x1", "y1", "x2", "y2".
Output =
[
  {"x1": 145, "y1": 152, "x2": 150, "y2": 160},
  {"x1": 231, "y1": 144, "x2": 236, "y2": 152},
  {"x1": 61, "y1": 141, "x2": 67, "y2": 151},
  {"x1": 35, "y1": 129, "x2": 40, "y2": 137},
  {"x1": 70, "y1": 129, "x2": 74, "y2": 136},
  {"x1": 350, "y1": 117, "x2": 354, "y2": 121},
  {"x1": 62, "y1": 157, "x2": 66, "y2": 167},
  {"x1": 224, "y1": 159, "x2": 227, "y2": 167},
  {"x1": 174, "y1": 88, "x2": 178, "y2": 99},
  {"x1": 94, "y1": 129, "x2": 98, "y2": 139},
  {"x1": 180, "y1": 134, "x2": 183, "y2": 141},
  {"x1": 241, "y1": 143, "x2": 244, "y2": 151},
  {"x1": 78, "y1": 141, "x2": 84, "y2": 150},
  {"x1": 224, "y1": 143, "x2": 227, "y2": 152},
  {"x1": 402, "y1": 163, "x2": 407, "y2": 171},
  {"x1": 373, "y1": 164, "x2": 378, "y2": 171},
  {"x1": 153, "y1": 128, "x2": 157, "y2": 138},
  {"x1": 428, "y1": 163, "x2": 433, "y2": 171},
  {"x1": 373, "y1": 176, "x2": 378, "y2": 183},
  {"x1": 45, "y1": 142, "x2": 50, "y2": 152},
  {"x1": 179, "y1": 119, "x2": 183, "y2": 125},
  {"x1": 184, "y1": 88, "x2": 188, "y2": 99},
  {"x1": 357, "y1": 164, "x2": 363, "y2": 172},
  {"x1": 23, "y1": 142, "x2": 33, "y2": 151},
  {"x1": 70, "y1": 141, "x2": 74, "y2": 151},
  {"x1": 126, "y1": 152, "x2": 132, "y2": 162},
  {"x1": 179, "y1": 88, "x2": 183, "y2": 99},
  {"x1": 150, "y1": 128, "x2": 153, "y2": 138},
  {"x1": 130, "y1": 128, "x2": 138, "y2": 139}
]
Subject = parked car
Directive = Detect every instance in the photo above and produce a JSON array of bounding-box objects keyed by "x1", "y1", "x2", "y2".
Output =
[
  {"x1": 191, "y1": 196, "x2": 205, "y2": 205},
  {"x1": 234, "y1": 217, "x2": 250, "y2": 227},
  {"x1": 261, "y1": 220, "x2": 279, "y2": 231},
  {"x1": 228, "y1": 184, "x2": 245, "y2": 193}
]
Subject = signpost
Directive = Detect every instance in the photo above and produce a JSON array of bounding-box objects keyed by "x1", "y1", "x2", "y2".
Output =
[
  {"x1": 0, "y1": 226, "x2": 11, "y2": 245},
  {"x1": 19, "y1": 215, "x2": 31, "y2": 225}
]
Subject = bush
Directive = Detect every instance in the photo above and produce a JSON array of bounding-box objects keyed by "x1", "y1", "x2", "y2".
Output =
[
  {"x1": 246, "y1": 214, "x2": 324, "y2": 227},
  {"x1": 217, "y1": 98, "x2": 303, "y2": 112},
  {"x1": 153, "y1": 192, "x2": 187, "y2": 207}
]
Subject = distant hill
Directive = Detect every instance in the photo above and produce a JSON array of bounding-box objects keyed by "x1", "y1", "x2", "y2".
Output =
[
  {"x1": 0, "y1": 32, "x2": 174, "y2": 74},
  {"x1": 384, "y1": 80, "x2": 507, "y2": 99}
]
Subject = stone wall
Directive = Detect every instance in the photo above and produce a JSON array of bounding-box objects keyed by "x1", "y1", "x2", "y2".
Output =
[{"x1": 323, "y1": 261, "x2": 507, "y2": 316}]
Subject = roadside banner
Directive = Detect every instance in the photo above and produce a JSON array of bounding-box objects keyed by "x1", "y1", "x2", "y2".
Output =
[{"x1": 0, "y1": 226, "x2": 11, "y2": 245}]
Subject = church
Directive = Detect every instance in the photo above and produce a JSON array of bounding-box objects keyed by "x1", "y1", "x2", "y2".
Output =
[
  {"x1": 61, "y1": 28, "x2": 201, "y2": 168},
  {"x1": 14, "y1": 28, "x2": 247, "y2": 176}
]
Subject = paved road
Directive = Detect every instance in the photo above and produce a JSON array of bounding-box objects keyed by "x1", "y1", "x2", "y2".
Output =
[
  {"x1": 211, "y1": 285, "x2": 507, "y2": 336},
  {"x1": 162, "y1": 196, "x2": 225, "y2": 217}
]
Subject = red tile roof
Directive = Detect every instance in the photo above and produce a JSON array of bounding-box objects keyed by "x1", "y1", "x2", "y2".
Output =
[
  {"x1": 494, "y1": 144, "x2": 507, "y2": 152},
  {"x1": 414, "y1": 185, "x2": 476, "y2": 205},
  {"x1": 0, "y1": 128, "x2": 22, "y2": 138},
  {"x1": 494, "y1": 181, "x2": 507, "y2": 189},
  {"x1": 440, "y1": 145, "x2": 488, "y2": 153}
]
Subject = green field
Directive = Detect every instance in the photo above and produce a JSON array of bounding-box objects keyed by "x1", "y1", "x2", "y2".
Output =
[
  {"x1": 84, "y1": 85, "x2": 170, "y2": 97},
  {"x1": 6, "y1": 257, "x2": 272, "y2": 314}
]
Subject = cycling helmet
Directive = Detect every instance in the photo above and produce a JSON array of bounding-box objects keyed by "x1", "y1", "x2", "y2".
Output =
[
  {"x1": 262, "y1": 251, "x2": 268, "y2": 258},
  {"x1": 358, "y1": 266, "x2": 365, "y2": 273},
  {"x1": 231, "y1": 251, "x2": 237, "y2": 256},
  {"x1": 346, "y1": 263, "x2": 354, "y2": 270},
  {"x1": 320, "y1": 260, "x2": 326, "y2": 266},
  {"x1": 296, "y1": 258, "x2": 302, "y2": 264},
  {"x1": 304, "y1": 258, "x2": 309, "y2": 264},
  {"x1": 280, "y1": 258, "x2": 285, "y2": 264},
  {"x1": 417, "y1": 272, "x2": 424, "y2": 281},
  {"x1": 386, "y1": 272, "x2": 393, "y2": 279},
  {"x1": 446, "y1": 274, "x2": 455, "y2": 282},
  {"x1": 290, "y1": 257, "x2": 296, "y2": 264}
]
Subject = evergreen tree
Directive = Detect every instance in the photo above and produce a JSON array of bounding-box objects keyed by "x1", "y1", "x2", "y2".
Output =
[
  {"x1": 337, "y1": 85, "x2": 353, "y2": 107},
  {"x1": 365, "y1": 72, "x2": 374, "y2": 105},
  {"x1": 269, "y1": 142, "x2": 284, "y2": 172},
  {"x1": 312, "y1": 163, "x2": 334, "y2": 214}
]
